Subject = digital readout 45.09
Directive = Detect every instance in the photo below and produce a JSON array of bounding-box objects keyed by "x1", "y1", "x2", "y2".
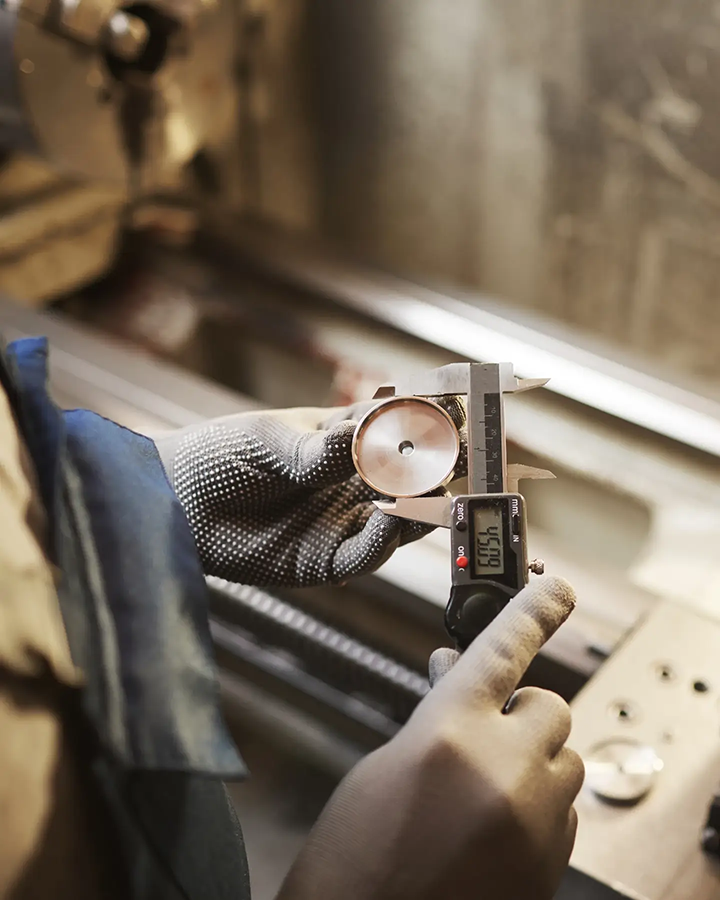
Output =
[{"x1": 472, "y1": 505, "x2": 505, "y2": 576}]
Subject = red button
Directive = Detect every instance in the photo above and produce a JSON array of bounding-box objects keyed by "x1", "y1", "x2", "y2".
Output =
[{"x1": 456, "y1": 556, "x2": 469, "y2": 569}]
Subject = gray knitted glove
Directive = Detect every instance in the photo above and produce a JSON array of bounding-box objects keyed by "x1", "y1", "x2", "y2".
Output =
[
  {"x1": 278, "y1": 577, "x2": 582, "y2": 900},
  {"x1": 155, "y1": 399, "x2": 466, "y2": 589}
]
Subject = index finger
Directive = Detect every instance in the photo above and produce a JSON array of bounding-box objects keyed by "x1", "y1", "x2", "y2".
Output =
[{"x1": 441, "y1": 576, "x2": 576, "y2": 709}]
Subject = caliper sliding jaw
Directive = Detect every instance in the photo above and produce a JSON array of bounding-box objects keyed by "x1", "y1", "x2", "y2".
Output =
[{"x1": 372, "y1": 362, "x2": 553, "y2": 648}]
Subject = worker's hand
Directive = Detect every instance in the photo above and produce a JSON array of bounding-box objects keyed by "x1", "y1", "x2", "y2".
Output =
[
  {"x1": 278, "y1": 576, "x2": 583, "y2": 900},
  {"x1": 154, "y1": 399, "x2": 465, "y2": 588}
]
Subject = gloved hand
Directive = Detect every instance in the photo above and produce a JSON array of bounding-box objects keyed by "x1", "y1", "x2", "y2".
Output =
[
  {"x1": 278, "y1": 576, "x2": 583, "y2": 900},
  {"x1": 155, "y1": 399, "x2": 466, "y2": 588}
]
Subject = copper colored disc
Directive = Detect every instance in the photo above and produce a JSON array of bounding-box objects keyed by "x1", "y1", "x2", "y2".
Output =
[{"x1": 352, "y1": 397, "x2": 459, "y2": 498}]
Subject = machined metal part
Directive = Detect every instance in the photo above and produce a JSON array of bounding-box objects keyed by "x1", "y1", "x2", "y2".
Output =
[
  {"x1": 570, "y1": 601, "x2": 720, "y2": 900},
  {"x1": 584, "y1": 739, "x2": 664, "y2": 805},
  {"x1": 0, "y1": 0, "x2": 238, "y2": 190},
  {"x1": 468, "y1": 363, "x2": 505, "y2": 494},
  {"x1": 374, "y1": 496, "x2": 453, "y2": 529},
  {"x1": 352, "y1": 396, "x2": 460, "y2": 498},
  {"x1": 506, "y1": 463, "x2": 555, "y2": 495},
  {"x1": 368, "y1": 362, "x2": 551, "y2": 526},
  {"x1": 374, "y1": 362, "x2": 549, "y2": 496},
  {"x1": 373, "y1": 361, "x2": 548, "y2": 401}
]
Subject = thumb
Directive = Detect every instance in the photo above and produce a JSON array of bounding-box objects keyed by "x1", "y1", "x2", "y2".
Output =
[{"x1": 293, "y1": 420, "x2": 358, "y2": 487}]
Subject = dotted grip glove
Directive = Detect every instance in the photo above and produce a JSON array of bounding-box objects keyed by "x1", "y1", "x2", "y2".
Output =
[{"x1": 154, "y1": 399, "x2": 466, "y2": 589}]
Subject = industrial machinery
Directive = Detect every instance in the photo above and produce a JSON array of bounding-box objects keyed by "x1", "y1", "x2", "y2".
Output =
[{"x1": 3, "y1": 3, "x2": 720, "y2": 899}]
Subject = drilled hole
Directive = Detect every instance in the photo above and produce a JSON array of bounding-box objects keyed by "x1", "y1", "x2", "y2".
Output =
[
  {"x1": 656, "y1": 663, "x2": 675, "y2": 683},
  {"x1": 609, "y1": 701, "x2": 637, "y2": 723},
  {"x1": 398, "y1": 440, "x2": 415, "y2": 457}
]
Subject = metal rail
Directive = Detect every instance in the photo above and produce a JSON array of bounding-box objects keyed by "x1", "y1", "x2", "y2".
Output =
[
  {"x1": 204, "y1": 221, "x2": 720, "y2": 458},
  {"x1": 0, "y1": 296, "x2": 259, "y2": 429}
]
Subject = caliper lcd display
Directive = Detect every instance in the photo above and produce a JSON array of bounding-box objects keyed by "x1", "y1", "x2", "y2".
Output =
[{"x1": 472, "y1": 505, "x2": 505, "y2": 576}]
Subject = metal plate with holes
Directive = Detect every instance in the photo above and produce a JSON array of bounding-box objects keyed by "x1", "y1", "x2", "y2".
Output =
[{"x1": 570, "y1": 601, "x2": 720, "y2": 900}]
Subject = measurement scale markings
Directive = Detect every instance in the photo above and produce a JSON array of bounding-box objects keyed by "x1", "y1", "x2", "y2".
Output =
[{"x1": 482, "y1": 392, "x2": 504, "y2": 493}]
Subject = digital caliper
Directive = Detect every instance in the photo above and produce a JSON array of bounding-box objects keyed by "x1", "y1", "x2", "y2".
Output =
[{"x1": 351, "y1": 363, "x2": 553, "y2": 649}]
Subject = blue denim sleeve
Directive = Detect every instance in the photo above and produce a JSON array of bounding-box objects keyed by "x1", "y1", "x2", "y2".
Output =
[{"x1": 6, "y1": 335, "x2": 246, "y2": 777}]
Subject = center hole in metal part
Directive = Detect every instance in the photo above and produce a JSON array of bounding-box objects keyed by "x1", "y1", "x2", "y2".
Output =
[{"x1": 398, "y1": 440, "x2": 415, "y2": 457}]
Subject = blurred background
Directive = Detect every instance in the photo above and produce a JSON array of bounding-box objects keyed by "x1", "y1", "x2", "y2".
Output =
[{"x1": 3, "y1": 2, "x2": 720, "y2": 898}]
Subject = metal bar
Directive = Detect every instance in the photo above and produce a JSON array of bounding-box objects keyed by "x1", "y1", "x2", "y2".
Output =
[
  {"x1": 0, "y1": 296, "x2": 258, "y2": 429},
  {"x1": 218, "y1": 670, "x2": 366, "y2": 777},
  {"x1": 466, "y1": 364, "x2": 486, "y2": 494},
  {"x1": 211, "y1": 618, "x2": 401, "y2": 740},
  {"x1": 208, "y1": 223, "x2": 720, "y2": 458},
  {"x1": 208, "y1": 577, "x2": 429, "y2": 705},
  {"x1": 468, "y1": 363, "x2": 506, "y2": 494}
]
